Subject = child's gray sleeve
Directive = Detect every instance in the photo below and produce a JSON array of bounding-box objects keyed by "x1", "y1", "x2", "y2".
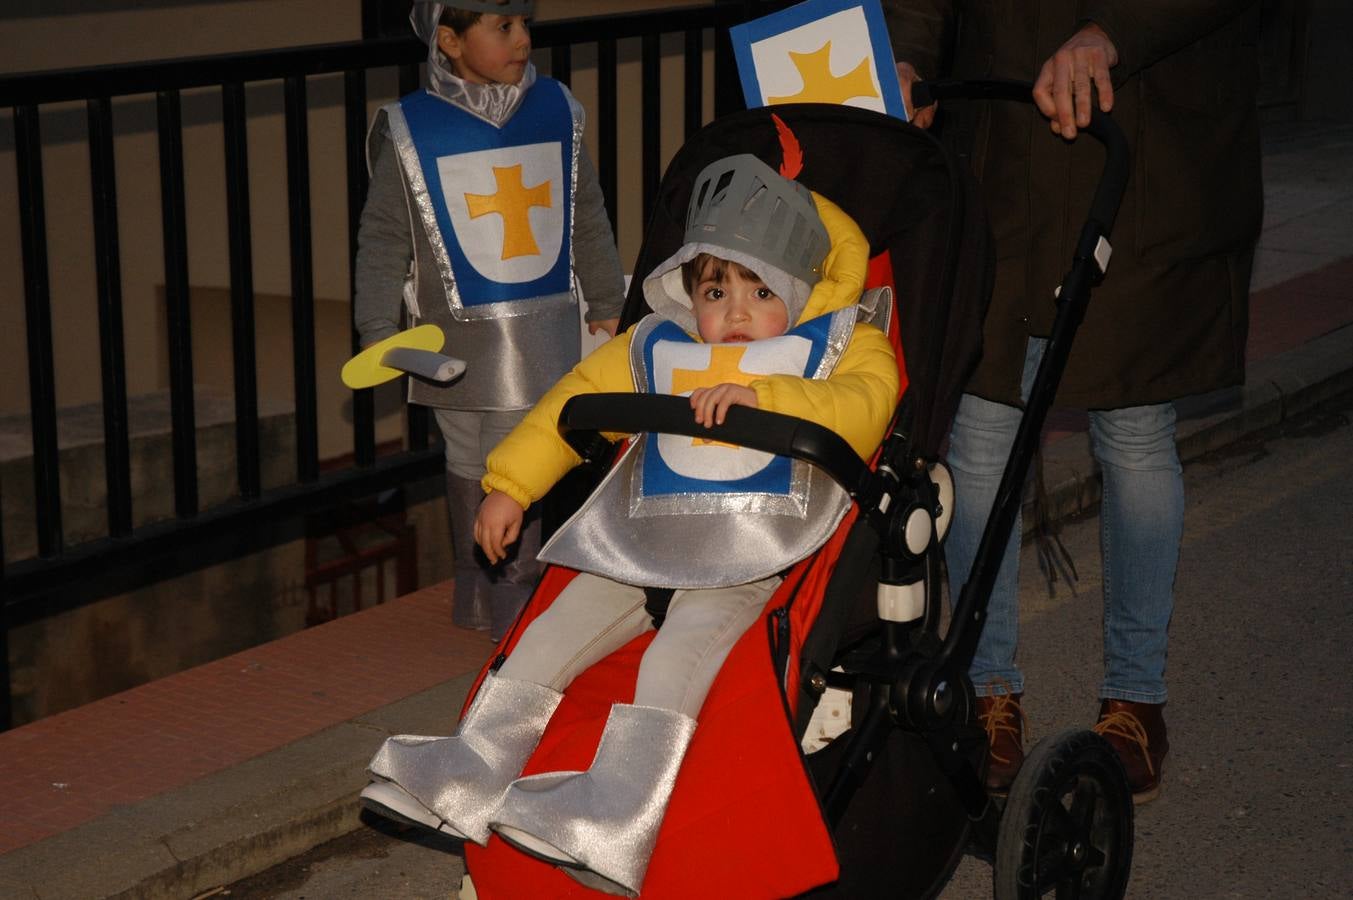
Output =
[
  {"x1": 353, "y1": 134, "x2": 414, "y2": 347},
  {"x1": 572, "y1": 150, "x2": 628, "y2": 323}
]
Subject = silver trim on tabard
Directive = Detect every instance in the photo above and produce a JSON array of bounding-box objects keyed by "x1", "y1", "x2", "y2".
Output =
[
  {"x1": 382, "y1": 90, "x2": 582, "y2": 324},
  {"x1": 385, "y1": 103, "x2": 464, "y2": 315},
  {"x1": 407, "y1": 292, "x2": 580, "y2": 411},
  {"x1": 814, "y1": 304, "x2": 857, "y2": 376},
  {"x1": 624, "y1": 307, "x2": 855, "y2": 520},
  {"x1": 859, "y1": 285, "x2": 894, "y2": 335},
  {"x1": 564, "y1": 93, "x2": 584, "y2": 278},
  {"x1": 626, "y1": 449, "x2": 811, "y2": 519},
  {"x1": 538, "y1": 307, "x2": 860, "y2": 588},
  {"x1": 538, "y1": 440, "x2": 851, "y2": 589}
]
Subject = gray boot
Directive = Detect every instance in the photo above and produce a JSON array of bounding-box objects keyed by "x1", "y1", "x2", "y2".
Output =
[
  {"x1": 490, "y1": 704, "x2": 698, "y2": 897},
  {"x1": 367, "y1": 673, "x2": 562, "y2": 845},
  {"x1": 446, "y1": 473, "x2": 492, "y2": 631}
]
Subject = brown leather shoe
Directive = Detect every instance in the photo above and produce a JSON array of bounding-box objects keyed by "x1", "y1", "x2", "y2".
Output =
[
  {"x1": 1093, "y1": 699, "x2": 1168, "y2": 804},
  {"x1": 976, "y1": 691, "x2": 1026, "y2": 793}
]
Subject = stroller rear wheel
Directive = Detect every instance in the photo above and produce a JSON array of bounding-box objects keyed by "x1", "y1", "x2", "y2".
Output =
[{"x1": 992, "y1": 729, "x2": 1133, "y2": 900}]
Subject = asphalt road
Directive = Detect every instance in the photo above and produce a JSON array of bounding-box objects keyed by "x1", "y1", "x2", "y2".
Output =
[
  {"x1": 942, "y1": 389, "x2": 1353, "y2": 898},
  {"x1": 223, "y1": 391, "x2": 1353, "y2": 900}
]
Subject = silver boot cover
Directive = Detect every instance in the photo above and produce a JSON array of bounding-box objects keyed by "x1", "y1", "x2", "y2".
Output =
[
  {"x1": 368, "y1": 673, "x2": 562, "y2": 845},
  {"x1": 490, "y1": 704, "x2": 698, "y2": 897}
]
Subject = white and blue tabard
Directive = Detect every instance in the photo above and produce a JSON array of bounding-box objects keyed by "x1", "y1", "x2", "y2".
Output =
[
  {"x1": 539, "y1": 307, "x2": 860, "y2": 589},
  {"x1": 377, "y1": 78, "x2": 583, "y2": 409}
]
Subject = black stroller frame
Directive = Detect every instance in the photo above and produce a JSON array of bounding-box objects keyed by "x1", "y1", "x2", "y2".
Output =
[{"x1": 553, "y1": 81, "x2": 1133, "y2": 899}]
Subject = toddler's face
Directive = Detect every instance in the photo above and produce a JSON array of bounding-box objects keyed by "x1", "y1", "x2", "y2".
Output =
[
  {"x1": 691, "y1": 265, "x2": 789, "y2": 343},
  {"x1": 439, "y1": 15, "x2": 532, "y2": 86}
]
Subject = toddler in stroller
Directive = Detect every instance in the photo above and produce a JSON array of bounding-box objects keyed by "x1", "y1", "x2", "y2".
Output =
[
  {"x1": 360, "y1": 97, "x2": 1136, "y2": 899},
  {"x1": 361, "y1": 141, "x2": 898, "y2": 896}
]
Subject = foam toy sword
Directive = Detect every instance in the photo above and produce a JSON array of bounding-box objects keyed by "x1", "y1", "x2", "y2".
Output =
[{"x1": 340, "y1": 324, "x2": 467, "y2": 389}]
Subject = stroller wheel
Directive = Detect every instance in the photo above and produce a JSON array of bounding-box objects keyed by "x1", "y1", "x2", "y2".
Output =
[{"x1": 992, "y1": 729, "x2": 1133, "y2": 900}]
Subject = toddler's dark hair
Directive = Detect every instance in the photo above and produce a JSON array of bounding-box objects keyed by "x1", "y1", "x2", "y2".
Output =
[
  {"x1": 680, "y1": 253, "x2": 764, "y2": 298},
  {"x1": 439, "y1": 1, "x2": 514, "y2": 34}
]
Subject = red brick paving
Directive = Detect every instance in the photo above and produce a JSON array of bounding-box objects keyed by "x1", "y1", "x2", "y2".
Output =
[
  {"x1": 0, "y1": 256, "x2": 1348, "y2": 860},
  {"x1": 0, "y1": 581, "x2": 493, "y2": 855},
  {"x1": 1248, "y1": 257, "x2": 1353, "y2": 359}
]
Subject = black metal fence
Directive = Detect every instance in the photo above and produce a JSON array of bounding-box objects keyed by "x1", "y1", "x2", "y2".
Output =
[{"x1": 0, "y1": 2, "x2": 769, "y2": 729}]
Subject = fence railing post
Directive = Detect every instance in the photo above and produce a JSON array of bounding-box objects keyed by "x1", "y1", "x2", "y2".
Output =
[
  {"x1": 156, "y1": 88, "x2": 200, "y2": 519},
  {"x1": 223, "y1": 81, "x2": 262, "y2": 501},
  {"x1": 88, "y1": 96, "x2": 135, "y2": 538},
  {"x1": 285, "y1": 75, "x2": 321, "y2": 483},
  {"x1": 0, "y1": 600, "x2": 10, "y2": 732},
  {"x1": 16, "y1": 104, "x2": 63, "y2": 558},
  {"x1": 713, "y1": 0, "x2": 754, "y2": 117}
]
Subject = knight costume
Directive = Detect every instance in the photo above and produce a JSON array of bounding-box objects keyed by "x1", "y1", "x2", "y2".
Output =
[{"x1": 365, "y1": 154, "x2": 897, "y2": 896}]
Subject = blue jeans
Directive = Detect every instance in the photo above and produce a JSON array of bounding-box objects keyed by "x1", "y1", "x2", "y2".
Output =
[{"x1": 945, "y1": 338, "x2": 1182, "y2": 704}]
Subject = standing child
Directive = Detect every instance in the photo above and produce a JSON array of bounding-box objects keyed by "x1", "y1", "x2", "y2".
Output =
[
  {"x1": 354, "y1": 0, "x2": 626, "y2": 640},
  {"x1": 361, "y1": 152, "x2": 898, "y2": 896}
]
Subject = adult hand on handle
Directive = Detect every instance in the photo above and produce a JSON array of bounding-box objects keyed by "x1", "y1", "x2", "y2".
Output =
[
  {"x1": 1033, "y1": 23, "x2": 1119, "y2": 140},
  {"x1": 895, "y1": 61, "x2": 937, "y2": 130}
]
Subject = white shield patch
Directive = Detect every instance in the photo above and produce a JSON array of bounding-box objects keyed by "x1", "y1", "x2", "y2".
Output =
[
  {"x1": 651, "y1": 335, "x2": 814, "y2": 482},
  {"x1": 748, "y1": 6, "x2": 888, "y2": 114},
  {"x1": 438, "y1": 142, "x2": 565, "y2": 284}
]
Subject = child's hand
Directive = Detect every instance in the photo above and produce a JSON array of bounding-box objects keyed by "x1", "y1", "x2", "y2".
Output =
[
  {"x1": 588, "y1": 318, "x2": 620, "y2": 337},
  {"x1": 474, "y1": 491, "x2": 526, "y2": 564},
  {"x1": 689, "y1": 383, "x2": 758, "y2": 428}
]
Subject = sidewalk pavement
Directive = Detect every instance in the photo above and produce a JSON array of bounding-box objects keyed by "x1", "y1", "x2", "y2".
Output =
[{"x1": 1, "y1": 123, "x2": 1351, "y2": 900}]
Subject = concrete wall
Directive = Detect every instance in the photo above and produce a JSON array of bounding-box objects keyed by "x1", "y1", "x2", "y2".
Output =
[
  {"x1": 7, "y1": 484, "x2": 451, "y2": 725},
  {"x1": 1, "y1": 387, "x2": 452, "y2": 725}
]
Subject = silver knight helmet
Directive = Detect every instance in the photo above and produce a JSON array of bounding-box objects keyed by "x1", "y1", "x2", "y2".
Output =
[
  {"x1": 645, "y1": 148, "x2": 831, "y2": 333},
  {"x1": 409, "y1": 1, "x2": 536, "y2": 46}
]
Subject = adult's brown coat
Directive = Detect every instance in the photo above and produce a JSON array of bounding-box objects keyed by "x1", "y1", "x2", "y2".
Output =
[{"x1": 883, "y1": 0, "x2": 1262, "y2": 408}]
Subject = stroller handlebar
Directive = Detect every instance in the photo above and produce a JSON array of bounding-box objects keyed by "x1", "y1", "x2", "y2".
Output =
[
  {"x1": 911, "y1": 78, "x2": 1129, "y2": 237},
  {"x1": 558, "y1": 393, "x2": 871, "y2": 496},
  {"x1": 912, "y1": 79, "x2": 1133, "y2": 675}
]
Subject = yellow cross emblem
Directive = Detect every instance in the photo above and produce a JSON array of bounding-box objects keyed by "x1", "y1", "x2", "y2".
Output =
[
  {"x1": 465, "y1": 164, "x2": 553, "y2": 260},
  {"x1": 671, "y1": 345, "x2": 757, "y2": 448},
  {"x1": 767, "y1": 41, "x2": 880, "y2": 106}
]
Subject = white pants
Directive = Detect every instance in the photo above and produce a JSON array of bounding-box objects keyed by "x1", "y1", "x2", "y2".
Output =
[{"x1": 498, "y1": 573, "x2": 780, "y2": 718}]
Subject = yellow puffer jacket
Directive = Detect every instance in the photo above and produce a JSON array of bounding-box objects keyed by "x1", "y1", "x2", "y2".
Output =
[{"x1": 483, "y1": 193, "x2": 899, "y2": 509}]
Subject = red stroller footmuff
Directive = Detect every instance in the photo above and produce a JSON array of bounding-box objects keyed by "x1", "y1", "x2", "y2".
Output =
[{"x1": 466, "y1": 515, "x2": 857, "y2": 898}]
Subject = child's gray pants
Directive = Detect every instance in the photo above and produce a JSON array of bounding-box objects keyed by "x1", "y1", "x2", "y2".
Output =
[{"x1": 498, "y1": 572, "x2": 780, "y2": 718}]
